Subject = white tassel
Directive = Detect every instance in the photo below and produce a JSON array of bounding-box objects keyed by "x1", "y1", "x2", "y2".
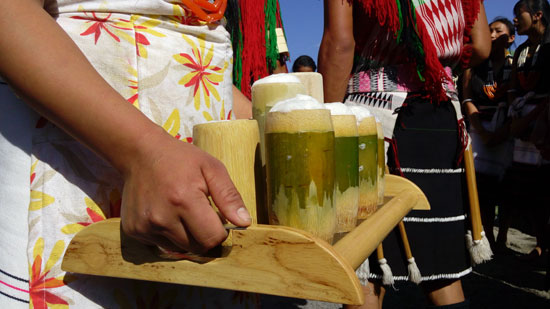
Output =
[
  {"x1": 466, "y1": 230, "x2": 493, "y2": 265},
  {"x1": 378, "y1": 258, "x2": 394, "y2": 286},
  {"x1": 407, "y1": 257, "x2": 422, "y2": 284},
  {"x1": 355, "y1": 258, "x2": 370, "y2": 286}
]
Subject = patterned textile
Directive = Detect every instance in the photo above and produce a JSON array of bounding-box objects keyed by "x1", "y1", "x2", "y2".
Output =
[
  {"x1": 413, "y1": 0, "x2": 465, "y2": 62},
  {"x1": 0, "y1": 1, "x2": 261, "y2": 308},
  {"x1": 348, "y1": 0, "x2": 477, "y2": 284}
]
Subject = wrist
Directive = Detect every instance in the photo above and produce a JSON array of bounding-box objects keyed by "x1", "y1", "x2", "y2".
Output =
[{"x1": 113, "y1": 123, "x2": 173, "y2": 178}]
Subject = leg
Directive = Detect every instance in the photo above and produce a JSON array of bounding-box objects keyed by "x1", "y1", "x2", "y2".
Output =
[
  {"x1": 477, "y1": 173, "x2": 497, "y2": 247},
  {"x1": 344, "y1": 282, "x2": 385, "y2": 309},
  {"x1": 422, "y1": 279, "x2": 465, "y2": 306}
]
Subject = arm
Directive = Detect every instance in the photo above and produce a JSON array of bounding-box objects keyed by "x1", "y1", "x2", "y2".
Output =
[
  {"x1": 467, "y1": 2, "x2": 491, "y2": 67},
  {"x1": 0, "y1": 0, "x2": 250, "y2": 253},
  {"x1": 318, "y1": 0, "x2": 354, "y2": 102},
  {"x1": 232, "y1": 85, "x2": 253, "y2": 119}
]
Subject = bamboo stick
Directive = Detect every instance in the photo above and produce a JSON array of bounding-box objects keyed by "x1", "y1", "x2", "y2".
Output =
[
  {"x1": 398, "y1": 221, "x2": 412, "y2": 259},
  {"x1": 464, "y1": 147, "x2": 482, "y2": 242}
]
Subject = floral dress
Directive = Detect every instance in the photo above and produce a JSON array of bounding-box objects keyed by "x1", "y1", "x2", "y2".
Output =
[{"x1": 0, "y1": 1, "x2": 259, "y2": 308}]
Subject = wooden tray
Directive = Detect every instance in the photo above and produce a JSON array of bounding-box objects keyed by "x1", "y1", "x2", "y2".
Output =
[{"x1": 61, "y1": 174, "x2": 428, "y2": 305}]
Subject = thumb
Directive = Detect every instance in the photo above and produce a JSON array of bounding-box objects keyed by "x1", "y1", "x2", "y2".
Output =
[{"x1": 202, "y1": 160, "x2": 252, "y2": 227}]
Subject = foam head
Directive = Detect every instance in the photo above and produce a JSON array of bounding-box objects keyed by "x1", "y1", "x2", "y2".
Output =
[
  {"x1": 252, "y1": 73, "x2": 302, "y2": 87},
  {"x1": 266, "y1": 95, "x2": 332, "y2": 133},
  {"x1": 325, "y1": 102, "x2": 355, "y2": 116},
  {"x1": 269, "y1": 94, "x2": 325, "y2": 113}
]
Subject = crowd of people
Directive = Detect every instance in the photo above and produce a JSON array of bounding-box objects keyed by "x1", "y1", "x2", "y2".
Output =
[{"x1": 0, "y1": 0, "x2": 549, "y2": 308}]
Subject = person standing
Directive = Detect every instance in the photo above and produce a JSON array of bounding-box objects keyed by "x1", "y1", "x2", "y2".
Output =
[
  {"x1": 462, "y1": 17, "x2": 516, "y2": 251},
  {"x1": 319, "y1": 0, "x2": 490, "y2": 308},
  {"x1": 501, "y1": 0, "x2": 550, "y2": 262},
  {"x1": 0, "y1": 1, "x2": 256, "y2": 307}
]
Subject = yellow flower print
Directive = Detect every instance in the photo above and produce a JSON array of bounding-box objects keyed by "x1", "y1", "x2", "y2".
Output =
[
  {"x1": 162, "y1": 109, "x2": 182, "y2": 139},
  {"x1": 173, "y1": 33, "x2": 228, "y2": 111},
  {"x1": 114, "y1": 15, "x2": 166, "y2": 58},
  {"x1": 29, "y1": 160, "x2": 55, "y2": 211},
  {"x1": 29, "y1": 238, "x2": 69, "y2": 308},
  {"x1": 61, "y1": 197, "x2": 106, "y2": 235}
]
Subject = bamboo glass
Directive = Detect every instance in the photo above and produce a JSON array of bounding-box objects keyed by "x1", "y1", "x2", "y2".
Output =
[
  {"x1": 251, "y1": 75, "x2": 306, "y2": 165},
  {"x1": 356, "y1": 116, "x2": 378, "y2": 218},
  {"x1": 376, "y1": 121, "x2": 385, "y2": 205},
  {"x1": 330, "y1": 114, "x2": 360, "y2": 233},
  {"x1": 265, "y1": 108, "x2": 336, "y2": 243}
]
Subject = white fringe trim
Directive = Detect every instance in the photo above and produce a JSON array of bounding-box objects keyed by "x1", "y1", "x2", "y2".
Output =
[
  {"x1": 355, "y1": 258, "x2": 370, "y2": 286},
  {"x1": 400, "y1": 167, "x2": 465, "y2": 174},
  {"x1": 466, "y1": 230, "x2": 493, "y2": 265},
  {"x1": 369, "y1": 267, "x2": 472, "y2": 281},
  {"x1": 379, "y1": 258, "x2": 395, "y2": 286},
  {"x1": 403, "y1": 214, "x2": 466, "y2": 223},
  {"x1": 407, "y1": 257, "x2": 422, "y2": 284}
]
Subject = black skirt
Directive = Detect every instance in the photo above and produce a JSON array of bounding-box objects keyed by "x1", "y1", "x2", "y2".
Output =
[{"x1": 369, "y1": 97, "x2": 472, "y2": 282}]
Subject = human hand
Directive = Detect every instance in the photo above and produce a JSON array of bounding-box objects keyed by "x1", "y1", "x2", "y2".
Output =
[{"x1": 120, "y1": 129, "x2": 252, "y2": 254}]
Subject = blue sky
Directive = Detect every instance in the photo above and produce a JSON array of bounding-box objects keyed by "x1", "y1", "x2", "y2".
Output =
[{"x1": 279, "y1": 0, "x2": 526, "y2": 67}]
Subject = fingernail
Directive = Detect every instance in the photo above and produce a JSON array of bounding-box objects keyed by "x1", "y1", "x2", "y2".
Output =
[{"x1": 237, "y1": 207, "x2": 251, "y2": 223}]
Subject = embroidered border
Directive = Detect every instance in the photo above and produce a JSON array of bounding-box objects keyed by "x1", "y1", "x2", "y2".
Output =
[
  {"x1": 400, "y1": 167, "x2": 465, "y2": 174},
  {"x1": 404, "y1": 214, "x2": 467, "y2": 223},
  {"x1": 369, "y1": 267, "x2": 472, "y2": 281}
]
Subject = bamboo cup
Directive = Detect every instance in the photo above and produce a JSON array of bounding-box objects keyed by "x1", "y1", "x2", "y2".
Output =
[
  {"x1": 265, "y1": 96, "x2": 336, "y2": 243},
  {"x1": 349, "y1": 106, "x2": 378, "y2": 219},
  {"x1": 376, "y1": 120, "x2": 385, "y2": 205},
  {"x1": 290, "y1": 72, "x2": 324, "y2": 103},
  {"x1": 193, "y1": 119, "x2": 261, "y2": 224},
  {"x1": 251, "y1": 74, "x2": 306, "y2": 165},
  {"x1": 326, "y1": 103, "x2": 360, "y2": 233}
]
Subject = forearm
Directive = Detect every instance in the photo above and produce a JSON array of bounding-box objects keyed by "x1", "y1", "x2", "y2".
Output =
[
  {"x1": 0, "y1": 0, "x2": 165, "y2": 175},
  {"x1": 467, "y1": 2, "x2": 491, "y2": 67},
  {"x1": 318, "y1": 0, "x2": 354, "y2": 103},
  {"x1": 232, "y1": 85, "x2": 252, "y2": 119},
  {"x1": 318, "y1": 34, "x2": 355, "y2": 102}
]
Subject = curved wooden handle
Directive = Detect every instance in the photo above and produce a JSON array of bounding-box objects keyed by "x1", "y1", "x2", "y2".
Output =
[{"x1": 333, "y1": 189, "x2": 418, "y2": 269}]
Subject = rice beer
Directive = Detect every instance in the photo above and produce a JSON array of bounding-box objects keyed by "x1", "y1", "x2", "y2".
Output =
[
  {"x1": 376, "y1": 119, "x2": 385, "y2": 205},
  {"x1": 349, "y1": 106, "x2": 378, "y2": 219},
  {"x1": 251, "y1": 74, "x2": 306, "y2": 164},
  {"x1": 325, "y1": 103, "x2": 359, "y2": 232},
  {"x1": 266, "y1": 95, "x2": 336, "y2": 243}
]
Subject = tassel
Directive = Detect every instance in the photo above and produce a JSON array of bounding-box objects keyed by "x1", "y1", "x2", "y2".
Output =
[
  {"x1": 356, "y1": 258, "x2": 370, "y2": 286},
  {"x1": 398, "y1": 221, "x2": 422, "y2": 284},
  {"x1": 464, "y1": 146, "x2": 492, "y2": 265},
  {"x1": 377, "y1": 245, "x2": 394, "y2": 286},
  {"x1": 379, "y1": 258, "x2": 394, "y2": 286},
  {"x1": 225, "y1": 0, "x2": 243, "y2": 89},
  {"x1": 407, "y1": 257, "x2": 422, "y2": 284},
  {"x1": 356, "y1": 0, "x2": 401, "y2": 36},
  {"x1": 239, "y1": 0, "x2": 268, "y2": 99},
  {"x1": 466, "y1": 230, "x2": 493, "y2": 265}
]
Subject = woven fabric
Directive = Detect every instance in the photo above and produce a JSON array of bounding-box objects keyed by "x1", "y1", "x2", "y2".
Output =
[
  {"x1": 414, "y1": 0, "x2": 465, "y2": 62},
  {"x1": 0, "y1": 1, "x2": 262, "y2": 308}
]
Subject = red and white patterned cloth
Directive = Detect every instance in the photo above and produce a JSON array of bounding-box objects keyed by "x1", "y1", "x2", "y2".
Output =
[{"x1": 414, "y1": 0, "x2": 466, "y2": 63}]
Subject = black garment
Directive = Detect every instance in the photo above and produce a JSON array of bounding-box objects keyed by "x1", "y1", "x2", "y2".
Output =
[
  {"x1": 470, "y1": 56, "x2": 513, "y2": 122},
  {"x1": 369, "y1": 98, "x2": 471, "y2": 282},
  {"x1": 515, "y1": 42, "x2": 550, "y2": 93}
]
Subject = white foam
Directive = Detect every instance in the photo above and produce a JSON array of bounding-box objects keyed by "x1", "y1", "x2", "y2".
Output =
[
  {"x1": 374, "y1": 116, "x2": 381, "y2": 123},
  {"x1": 252, "y1": 73, "x2": 302, "y2": 87},
  {"x1": 270, "y1": 94, "x2": 325, "y2": 113},
  {"x1": 348, "y1": 106, "x2": 373, "y2": 122},
  {"x1": 325, "y1": 103, "x2": 354, "y2": 116}
]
